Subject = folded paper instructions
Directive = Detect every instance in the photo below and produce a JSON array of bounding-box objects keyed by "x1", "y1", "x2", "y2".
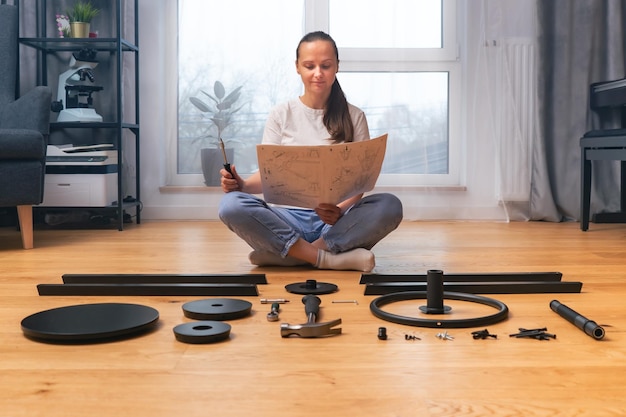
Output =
[{"x1": 257, "y1": 134, "x2": 387, "y2": 208}]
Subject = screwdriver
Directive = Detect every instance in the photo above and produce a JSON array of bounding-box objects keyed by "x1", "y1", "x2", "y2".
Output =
[{"x1": 219, "y1": 137, "x2": 234, "y2": 176}]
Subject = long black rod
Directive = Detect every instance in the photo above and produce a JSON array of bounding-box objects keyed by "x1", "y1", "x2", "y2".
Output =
[
  {"x1": 364, "y1": 281, "x2": 582, "y2": 295},
  {"x1": 38, "y1": 283, "x2": 258, "y2": 296},
  {"x1": 360, "y1": 272, "x2": 563, "y2": 284},
  {"x1": 62, "y1": 273, "x2": 267, "y2": 284}
]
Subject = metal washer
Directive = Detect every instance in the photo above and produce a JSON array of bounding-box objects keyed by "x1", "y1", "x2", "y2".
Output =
[
  {"x1": 285, "y1": 280, "x2": 338, "y2": 295},
  {"x1": 182, "y1": 298, "x2": 252, "y2": 321},
  {"x1": 173, "y1": 321, "x2": 231, "y2": 344}
]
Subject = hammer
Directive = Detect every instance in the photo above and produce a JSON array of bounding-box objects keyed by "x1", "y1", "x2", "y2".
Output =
[{"x1": 280, "y1": 294, "x2": 342, "y2": 338}]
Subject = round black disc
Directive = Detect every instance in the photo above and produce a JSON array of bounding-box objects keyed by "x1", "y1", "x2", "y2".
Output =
[
  {"x1": 173, "y1": 321, "x2": 231, "y2": 344},
  {"x1": 285, "y1": 280, "x2": 338, "y2": 295},
  {"x1": 21, "y1": 303, "x2": 159, "y2": 343},
  {"x1": 182, "y1": 298, "x2": 252, "y2": 321}
]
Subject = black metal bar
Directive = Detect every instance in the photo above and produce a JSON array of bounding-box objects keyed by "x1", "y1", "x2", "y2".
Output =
[
  {"x1": 61, "y1": 273, "x2": 267, "y2": 284},
  {"x1": 550, "y1": 300, "x2": 605, "y2": 340},
  {"x1": 363, "y1": 281, "x2": 582, "y2": 295},
  {"x1": 360, "y1": 272, "x2": 563, "y2": 284},
  {"x1": 38, "y1": 283, "x2": 258, "y2": 296}
]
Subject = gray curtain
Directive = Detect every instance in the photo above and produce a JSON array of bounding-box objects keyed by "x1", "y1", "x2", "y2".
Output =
[{"x1": 534, "y1": 0, "x2": 626, "y2": 222}]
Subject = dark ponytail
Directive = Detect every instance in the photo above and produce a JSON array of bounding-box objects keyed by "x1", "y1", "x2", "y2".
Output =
[
  {"x1": 297, "y1": 31, "x2": 354, "y2": 143},
  {"x1": 325, "y1": 78, "x2": 354, "y2": 143}
]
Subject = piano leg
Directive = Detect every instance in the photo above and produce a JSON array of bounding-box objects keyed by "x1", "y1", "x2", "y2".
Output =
[
  {"x1": 581, "y1": 151, "x2": 592, "y2": 231},
  {"x1": 591, "y1": 161, "x2": 626, "y2": 224}
]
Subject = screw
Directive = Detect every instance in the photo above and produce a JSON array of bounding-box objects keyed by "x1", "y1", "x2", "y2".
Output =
[
  {"x1": 519, "y1": 327, "x2": 547, "y2": 333},
  {"x1": 472, "y1": 329, "x2": 497, "y2": 339},
  {"x1": 509, "y1": 327, "x2": 556, "y2": 340},
  {"x1": 436, "y1": 331, "x2": 454, "y2": 340}
]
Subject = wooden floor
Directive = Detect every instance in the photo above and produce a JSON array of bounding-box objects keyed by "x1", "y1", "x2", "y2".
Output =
[{"x1": 1, "y1": 220, "x2": 625, "y2": 416}]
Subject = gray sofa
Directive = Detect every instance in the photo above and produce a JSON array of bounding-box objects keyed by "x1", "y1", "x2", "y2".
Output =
[{"x1": 0, "y1": 4, "x2": 52, "y2": 248}]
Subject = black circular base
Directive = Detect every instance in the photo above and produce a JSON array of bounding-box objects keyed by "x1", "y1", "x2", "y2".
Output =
[
  {"x1": 370, "y1": 291, "x2": 508, "y2": 328},
  {"x1": 182, "y1": 298, "x2": 252, "y2": 321},
  {"x1": 285, "y1": 280, "x2": 338, "y2": 295},
  {"x1": 173, "y1": 321, "x2": 231, "y2": 344},
  {"x1": 21, "y1": 303, "x2": 159, "y2": 343}
]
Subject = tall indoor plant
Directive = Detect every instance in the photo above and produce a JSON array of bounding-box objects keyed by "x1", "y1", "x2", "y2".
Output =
[
  {"x1": 189, "y1": 81, "x2": 243, "y2": 186},
  {"x1": 67, "y1": 0, "x2": 99, "y2": 38}
]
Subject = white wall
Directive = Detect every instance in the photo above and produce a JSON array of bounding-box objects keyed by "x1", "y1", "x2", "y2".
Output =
[{"x1": 137, "y1": 0, "x2": 536, "y2": 221}]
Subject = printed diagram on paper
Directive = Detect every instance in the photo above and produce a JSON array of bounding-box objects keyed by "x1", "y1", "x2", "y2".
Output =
[{"x1": 257, "y1": 134, "x2": 387, "y2": 208}]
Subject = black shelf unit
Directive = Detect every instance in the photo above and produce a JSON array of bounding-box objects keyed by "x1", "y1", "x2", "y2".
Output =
[{"x1": 17, "y1": 0, "x2": 140, "y2": 230}]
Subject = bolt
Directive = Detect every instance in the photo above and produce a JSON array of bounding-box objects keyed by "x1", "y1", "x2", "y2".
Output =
[
  {"x1": 472, "y1": 329, "x2": 497, "y2": 339},
  {"x1": 436, "y1": 331, "x2": 454, "y2": 340},
  {"x1": 266, "y1": 303, "x2": 280, "y2": 322}
]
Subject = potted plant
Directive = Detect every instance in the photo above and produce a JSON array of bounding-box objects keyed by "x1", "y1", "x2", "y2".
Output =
[
  {"x1": 67, "y1": 0, "x2": 99, "y2": 38},
  {"x1": 189, "y1": 81, "x2": 244, "y2": 186}
]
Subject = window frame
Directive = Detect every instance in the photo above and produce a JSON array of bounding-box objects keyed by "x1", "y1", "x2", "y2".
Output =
[
  {"x1": 307, "y1": 0, "x2": 461, "y2": 187},
  {"x1": 172, "y1": 0, "x2": 461, "y2": 187}
]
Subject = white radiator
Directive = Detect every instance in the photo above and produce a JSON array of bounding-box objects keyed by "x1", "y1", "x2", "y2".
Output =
[{"x1": 491, "y1": 39, "x2": 537, "y2": 201}]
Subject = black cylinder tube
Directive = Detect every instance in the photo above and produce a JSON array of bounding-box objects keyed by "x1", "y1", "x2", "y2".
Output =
[
  {"x1": 419, "y1": 269, "x2": 450, "y2": 314},
  {"x1": 426, "y1": 269, "x2": 445, "y2": 310},
  {"x1": 550, "y1": 299, "x2": 605, "y2": 340}
]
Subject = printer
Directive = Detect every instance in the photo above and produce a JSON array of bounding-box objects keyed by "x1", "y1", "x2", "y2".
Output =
[{"x1": 42, "y1": 144, "x2": 118, "y2": 207}]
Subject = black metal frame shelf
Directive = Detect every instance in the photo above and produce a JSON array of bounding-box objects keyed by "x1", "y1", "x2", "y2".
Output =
[
  {"x1": 17, "y1": 0, "x2": 140, "y2": 231},
  {"x1": 51, "y1": 122, "x2": 139, "y2": 130},
  {"x1": 18, "y1": 38, "x2": 138, "y2": 52}
]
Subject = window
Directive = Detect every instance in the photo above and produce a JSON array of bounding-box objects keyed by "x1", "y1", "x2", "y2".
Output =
[{"x1": 175, "y1": 0, "x2": 459, "y2": 187}]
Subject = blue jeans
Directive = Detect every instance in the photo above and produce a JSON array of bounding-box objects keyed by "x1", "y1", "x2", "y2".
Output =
[{"x1": 218, "y1": 192, "x2": 403, "y2": 257}]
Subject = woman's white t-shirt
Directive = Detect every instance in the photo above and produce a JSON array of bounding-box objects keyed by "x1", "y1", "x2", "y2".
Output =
[{"x1": 262, "y1": 98, "x2": 370, "y2": 145}]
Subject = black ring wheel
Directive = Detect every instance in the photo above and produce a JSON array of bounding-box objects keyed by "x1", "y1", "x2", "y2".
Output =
[{"x1": 370, "y1": 291, "x2": 508, "y2": 328}]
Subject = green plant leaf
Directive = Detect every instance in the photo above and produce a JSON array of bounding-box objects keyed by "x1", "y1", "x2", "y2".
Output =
[
  {"x1": 199, "y1": 90, "x2": 219, "y2": 106},
  {"x1": 211, "y1": 116, "x2": 228, "y2": 131},
  {"x1": 189, "y1": 81, "x2": 244, "y2": 148},
  {"x1": 219, "y1": 87, "x2": 243, "y2": 110},
  {"x1": 214, "y1": 81, "x2": 226, "y2": 100},
  {"x1": 189, "y1": 97, "x2": 212, "y2": 113},
  {"x1": 67, "y1": 0, "x2": 100, "y2": 23}
]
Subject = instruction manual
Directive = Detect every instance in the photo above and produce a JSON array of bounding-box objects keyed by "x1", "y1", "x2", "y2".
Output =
[{"x1": 257, "y1": 133, "x2": 387, "y2": 208}]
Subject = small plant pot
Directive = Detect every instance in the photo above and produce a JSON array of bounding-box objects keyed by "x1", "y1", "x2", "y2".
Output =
[
  {"x1": 70, "y1": 22, "x2": 90, "y2": 38},
  {"x1": 201, "y1": 147, "x2": 234, "y2": 186}
]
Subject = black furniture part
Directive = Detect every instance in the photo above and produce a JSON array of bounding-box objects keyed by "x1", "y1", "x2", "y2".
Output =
[{"x1": 580, "y1": 77, "x2": 626, "y2": 231}]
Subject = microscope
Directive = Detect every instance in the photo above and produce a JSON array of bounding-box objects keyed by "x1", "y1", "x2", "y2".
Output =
[{"x1": 52, "y1": 48, "x2": 104, "y2": 122}]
